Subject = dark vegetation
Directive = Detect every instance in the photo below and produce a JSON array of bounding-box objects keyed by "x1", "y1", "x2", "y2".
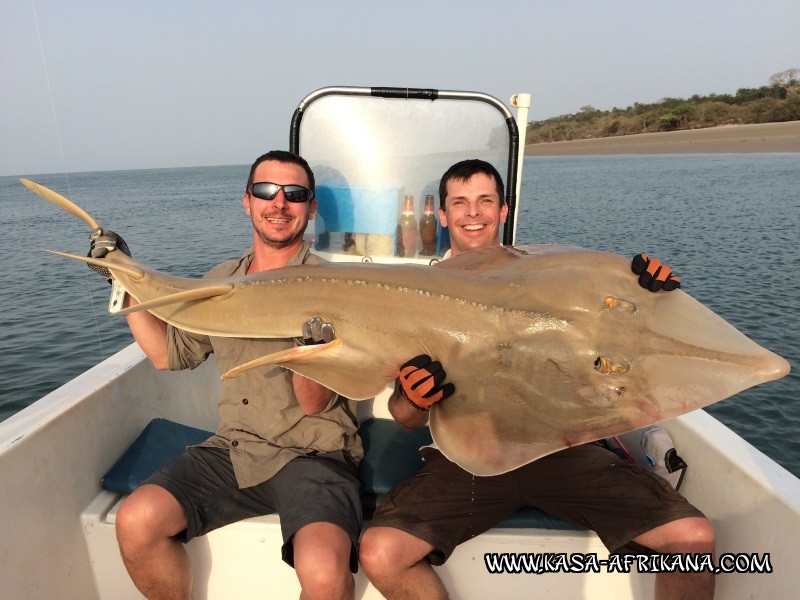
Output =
[{"x1": 526, "y1": 69, "x2": 800, "y2": 144}]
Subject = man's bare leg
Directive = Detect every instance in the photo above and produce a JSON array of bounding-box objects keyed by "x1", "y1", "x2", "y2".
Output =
[
  {"x1": 360, "y1": 526, "x2": 449, "y2": 600},
  {"x1": 634, "y1": 516, "x2": 716, "y2": 600},
  {"x1": 115, "y1": 484, "x2": 191, "y2": 600},
  {"x1": 293, "y1": 521, "x2": 355, "y2": 600}
]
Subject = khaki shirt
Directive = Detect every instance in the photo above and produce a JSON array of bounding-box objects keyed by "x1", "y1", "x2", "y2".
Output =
[{"x1": 167, "y1": 242, "x2": 363, "y2": 489}]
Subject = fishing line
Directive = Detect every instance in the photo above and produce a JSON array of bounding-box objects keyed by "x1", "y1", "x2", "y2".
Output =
[{"x1": 31, "y1": 0, "x2": 110, "y2": 360}]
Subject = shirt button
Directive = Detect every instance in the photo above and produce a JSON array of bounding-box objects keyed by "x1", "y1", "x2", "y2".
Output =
[
  {"x1": 232, "y1": 440, "x2": 239, "y2": 447},
  {"x1": 242, "y1": 398, "x2": 249, "y2": 405}
]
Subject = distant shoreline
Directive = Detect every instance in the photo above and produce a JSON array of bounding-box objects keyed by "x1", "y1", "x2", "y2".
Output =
[{"x1": 524, "y1": 121, "x2": 800, "y2": 156}]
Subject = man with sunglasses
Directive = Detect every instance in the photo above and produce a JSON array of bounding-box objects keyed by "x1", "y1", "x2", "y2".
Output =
[
  {"x1": 89, "y1": 150, "x2": 362, "y2": 600},
  {"x1": 359, "y1": 159, "x2": 715, "y2": 600}
]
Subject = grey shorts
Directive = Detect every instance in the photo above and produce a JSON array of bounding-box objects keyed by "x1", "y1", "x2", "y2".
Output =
[
  {"x1": 366, "y1": 444, "x2": 705, "y2": 565},
  {"x1": 144, "y1": 446, "x2": 362, "y2": 572}
]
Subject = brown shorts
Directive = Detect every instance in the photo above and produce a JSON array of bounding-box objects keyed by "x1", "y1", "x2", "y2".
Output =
[{"x1": 366, "y1": 444, "x2": 705, "y2": 565}]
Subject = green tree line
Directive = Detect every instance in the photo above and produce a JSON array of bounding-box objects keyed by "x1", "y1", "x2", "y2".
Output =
[{"x1": 526, "y1": 69, "x2": 800, "y2": 144}]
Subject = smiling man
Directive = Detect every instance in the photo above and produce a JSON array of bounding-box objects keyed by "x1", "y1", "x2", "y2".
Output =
[
  {"x1": 90, "y1": 151, "x2": 363, "y2": 600},
  {"x1": 359, "y1": 158, "x2": 715, "y2": 600},
  {"x1": 436, "y1": 161, "x2": 508, "y2": 255},
  {"x1": 244, "y1": 159, "x2": 318, "y2": 257}
]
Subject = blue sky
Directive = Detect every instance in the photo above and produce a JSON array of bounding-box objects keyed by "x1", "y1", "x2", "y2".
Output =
[{"x1": 2, "y1": 0, "x2": 798, "y2": 176}]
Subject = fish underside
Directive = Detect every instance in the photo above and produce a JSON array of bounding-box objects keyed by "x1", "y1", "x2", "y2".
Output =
[{"x1": 22, "y1": 178, "x2": 791, "y2": 476}]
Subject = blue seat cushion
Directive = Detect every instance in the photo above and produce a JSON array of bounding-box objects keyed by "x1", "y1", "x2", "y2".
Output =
[
  {"x1": 357, "y1": 417, "x2": 434, "y2": 516},
  {"x1": 496, "y1": 506, "x2": 585, "y2": 530},
  {"x1": 101, "y1": 418, "x2": 213, "y2": 494}
]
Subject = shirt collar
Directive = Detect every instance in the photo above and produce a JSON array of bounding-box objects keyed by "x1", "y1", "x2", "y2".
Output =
[{"x1": 228, "y1": 241, "x2": 312, "y2": 276}]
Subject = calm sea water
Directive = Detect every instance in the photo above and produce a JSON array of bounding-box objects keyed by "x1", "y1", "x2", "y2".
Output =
[{"x1": 1, "y1": 155, "x2": 798, "y2": 476}]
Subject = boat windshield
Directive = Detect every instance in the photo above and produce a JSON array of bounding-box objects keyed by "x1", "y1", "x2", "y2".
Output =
[{"x1": 291, "y1": 87, "x2": 517, "y2": 263}]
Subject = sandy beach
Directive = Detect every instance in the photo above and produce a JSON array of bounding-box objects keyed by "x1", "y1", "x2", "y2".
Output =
[{"x1": 524, "y1": 120, "x2": 800, "y2": 156}]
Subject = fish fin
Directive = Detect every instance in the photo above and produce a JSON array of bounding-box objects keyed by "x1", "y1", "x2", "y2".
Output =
[
  {"x1": 43, "y1": 249, "x2": 144, "y2": 279},
  {"x1": 222, "y1": 340, "x2": 343, "y2": 379},
  {"x1": 222, "y1": 339, "x2": 391, "y2": 401},
  {"x1": 20, "y1": 178, "x2": 101, "y2": 229},
  {"x1": 116, "y1": 285, "x2": 235, "y2": 315}
]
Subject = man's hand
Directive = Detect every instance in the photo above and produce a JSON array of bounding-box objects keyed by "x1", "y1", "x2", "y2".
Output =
[
  {"x1": 88, "y1": 228, "x2": 131, "y2": 283},
  {"x1": 398, "y1": 355, "x2": 455, "y2": 411},
  {"x1": 90, "y1": 227, "x2": 131, "y2": 258},
  {"x1": 631, "y1": 253, "x2": 681, "y2": 292},
  {"x1": 295, "y1": 317, "x2": 335, "y2": 346}
]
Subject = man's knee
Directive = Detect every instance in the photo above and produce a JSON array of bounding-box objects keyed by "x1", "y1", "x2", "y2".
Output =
[
  {"x1": 294, "y1": 547, "x2": 353, "y2": 598},
  {"x1": 293, "y1": 522, "x2": 354, "y2": 598},
  {"x1": 637, "y1": 516, "x2": 715, "y2": 554},
  {"x1": 115, "y1": 484, "x2": 186, "y2": 550},
  {"x1": 296, "y1": 558, "x2": 353, "y2": 599},
  {"x1": 360, "y1": 526, "x2": 429, "y2": 577},
  {"x1": 680, "y1": 517, "x2": 715, "y2": 552},
  {"x1": 359, "y1": 528, "x2": 394, "y2": 576}
]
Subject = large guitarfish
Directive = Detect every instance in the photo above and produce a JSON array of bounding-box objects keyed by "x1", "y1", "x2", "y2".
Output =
[{"x1": 23, "y1": 179, "x2": 790, "y2": 476}]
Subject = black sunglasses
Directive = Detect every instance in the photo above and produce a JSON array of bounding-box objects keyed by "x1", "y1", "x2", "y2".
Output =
[{"x1": 249, "y1": 182, "x2": 314, "y2": 203}]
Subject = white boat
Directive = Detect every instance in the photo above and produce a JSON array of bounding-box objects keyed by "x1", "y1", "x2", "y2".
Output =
[{"x1": 1, "y1": 87, "x2": 797, "y2": 599}]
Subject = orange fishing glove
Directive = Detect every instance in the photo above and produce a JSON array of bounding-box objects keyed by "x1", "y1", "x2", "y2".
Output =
[
  {"x1": 398, "y1": 355, "x2": 455, "y2": 411},
  {"x1": 631, "y1": 253, "x2": 681, "y2": 292}
]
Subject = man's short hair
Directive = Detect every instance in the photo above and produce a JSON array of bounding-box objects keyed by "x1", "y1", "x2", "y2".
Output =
[
  {"x1": 246, "y1": 150, "x2": 316, "y2": 194},
  {"x1": 438, "y1": 159, "x2": 505, "y2": 210}
]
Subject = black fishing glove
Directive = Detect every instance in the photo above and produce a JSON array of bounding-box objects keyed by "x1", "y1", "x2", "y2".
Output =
[
  {"x1": 631, "y1": 253, "x2": 681, "y2": 292},
  {"x1": 294, "y1": 317, "x2": 335, "y2": 346},
  {"x1": 88, "y1": 227, "x2": 131, "y2": 283},
  {"x1": 398, "y1": 354, "x2": 455, "y2": 411}
]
